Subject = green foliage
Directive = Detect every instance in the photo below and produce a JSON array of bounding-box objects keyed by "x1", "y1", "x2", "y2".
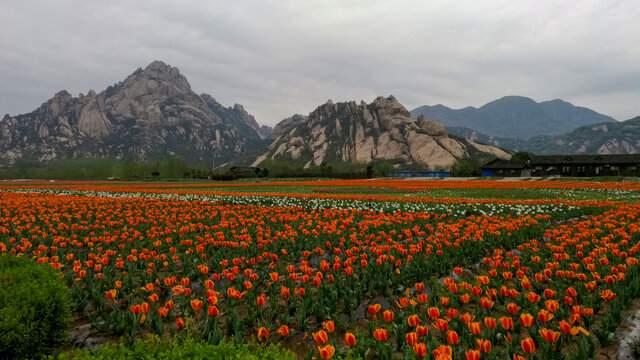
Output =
[
  {"x1": 55, "y1": 338, "x2": 295, "y2": 360},
  {"x1": 451, "y1": 159, "x2": 475, "y2": 177},
  {"x1": 510, "y1": 151, "x2": 534, "y2": 163},
  {"x1": 0, "y1": 157, "x2": 215, "y2": 181},
  {"x1": 0, "y1": 254, "x2": 72, "y2": 359},
  {"x1": 261, "y1": 159, "x2": 369, "y2": 178}
]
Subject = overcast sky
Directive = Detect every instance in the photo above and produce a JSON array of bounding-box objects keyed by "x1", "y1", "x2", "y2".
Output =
[{"x1": 1, "y1": 0, "x2": 638, "y2": 126}]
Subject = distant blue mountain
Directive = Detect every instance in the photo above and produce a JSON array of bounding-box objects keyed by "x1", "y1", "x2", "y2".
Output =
[{"x1": 410, "y1": 96, "x2": 615, "y2": 140}]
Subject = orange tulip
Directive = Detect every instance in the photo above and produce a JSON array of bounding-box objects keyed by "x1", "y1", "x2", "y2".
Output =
[
  {"x1": 477, "y1": 339, "x2": 491, "y2": 353},
  {"x1": 465, "y1": 349, "x2": 480, "y2": 360},
  {"x1": 484, "y1": 317, "x2": 497, "y2": 329},
  {"x1": 368, "y1": 303, "x2": 381, "y2": 315},
  {"x1": 417, "y1": 325, "x2": 429, "y2": 336},
  {"x1": 383, "y1": 310, "x2": 394, "y2": 322},
  {"x1": 373, "y1": 328, "x2": 388, "y2": 341},
  {"x1": 130, "y1": 304, "x2": 142, "y2": 315},
  {"x1": 428, "y1": 307, "x2": 440, "y2": 320},
  {"x1": 157, "y1": 306, "x2": 168, "y2": 318},
  {"x1": 480, "y1": 297, "x2": 494, "y2": 310},
  {"x1": 276, "y1": 325, "x2": 290, "y2": 336},
  {"x1": 317, "y1": 345, "x2": 335, "y2": 360},
  {"x1": 538, "y1": 309, "x2": 554, "y2": 322},
  {"x1": 507, "y1": 303, "x2": 520, "y2": 315},
  {"x1": 559, "y1": 320, "x2": 572, "y2": 334},
  {"x1": 313, "y1": 330, "x2": 328, "y2": 345},
  {"x1": 539, "y1": 328, "x2": 560, "y2": 343},
  {"x1": 520, "y1": 313, "x2": 535, "y2": 328},
  {"x1": 434, "y1": 318, "x2": 449, "y2": 332},
  {"x1": 526, "y1": 292, "x2": 540, "y2": 303},
  {"x1": 105, "y1": 289, "x2": 116, "y2": 299},
  {"x1": 190, "y1": 299, "x2": 202, "y2": 311},
  {"x1": 460, "y1": 293, "x2": 471, "y2": 304},
  {"x1": 545, "y1": 299, "x2": 559, "y2": 312},
  {"x1": 460, "y1": 313, "x2": 475, "y2": 324},
  {"x1": 323, "y1": 320, "x2": 335, "y2": 332},
  {"x1": 433, "y1": 345, "x2": 452, "y2": 360},
  {"x1": 204, "y1": 279, "x2": 214, "y2": 289},
  {"x1": 499, "y1": 316, "x2": 514, "y2": 330},
  {"x1": 408, "y1": 314, "x2": 420, "y2": 327},
  {"x1": 468, "y1": 321, "x2": 481, "y2": 335},
  {"x1": 446, "y1": 308, "x2": 458, "y2": 319},
  {"x1": 413, "y1": 342, "x2": 428, "y2": 357}
]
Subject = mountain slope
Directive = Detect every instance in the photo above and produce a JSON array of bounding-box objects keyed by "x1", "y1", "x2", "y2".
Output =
[
  {"x1": 410, "y1": 96, "x2": 615, "y2": 140},
  {"x1": 525, "y1": 116, "x2": 640, "y2": 154},
  {"x1": 253, "y1": 96, "x2": 511, "y2": 170},
  {"x1": 0, "y1": 61, "x2": 268, "y2": 164}
]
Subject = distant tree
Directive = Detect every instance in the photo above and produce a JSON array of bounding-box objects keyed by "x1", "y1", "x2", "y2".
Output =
[
  {"x1": 451, "y1": 160, "x2": 475, "y2": 177},
  {"x1": 375, "y1": 162, "x2": 395, "y2": 176},
  {"x1": 366, "y1": 165, "x2": 374, "y2": 178},
  {"x1": 511, "y1": 151, "x2": 534, "y2": 164}
]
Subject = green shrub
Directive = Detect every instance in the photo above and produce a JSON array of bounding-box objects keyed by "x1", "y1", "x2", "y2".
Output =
[
  {"x1": 56, "y1": 338, "x2": 296, "y2": 360},
  {"x1": 0, "y1": 254, "x2": 72, "y2": 359}
]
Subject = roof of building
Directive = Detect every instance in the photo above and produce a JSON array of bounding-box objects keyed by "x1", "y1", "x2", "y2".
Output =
[
  {"x1": 481, "y1": 159, "x2": 527, "y2": 169},
  {"x1": 531, "y1": 154, "x2": 640, "y2": 165}
]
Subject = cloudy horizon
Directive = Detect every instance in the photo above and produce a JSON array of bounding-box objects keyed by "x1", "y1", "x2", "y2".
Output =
[{"x1": 1, "y1": 0, "x2": 638, "y2": 126}]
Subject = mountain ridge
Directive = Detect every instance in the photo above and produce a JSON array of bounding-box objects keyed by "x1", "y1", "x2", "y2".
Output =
[
  {"x1": 0, "y1": 61, "x2": 269, "y2": 165},
  {"x1": 410, "y1": 96, "x2": 615, "y2": 140},
  {"x1": 253, "y1": 95, "x2": 511, "y2": 170}
]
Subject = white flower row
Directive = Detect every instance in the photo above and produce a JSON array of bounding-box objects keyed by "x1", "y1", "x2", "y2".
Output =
[{"x1": 1, "y1": 187, "x2": 582, "y2": 218}]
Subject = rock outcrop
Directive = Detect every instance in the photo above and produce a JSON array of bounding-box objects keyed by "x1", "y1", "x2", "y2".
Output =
[
  {"x1": 253, "y1": 96, "x2": 510, "y2": 170},
  {"x1": 0, "y1": 61, "x2": 268, "y2": 164}
]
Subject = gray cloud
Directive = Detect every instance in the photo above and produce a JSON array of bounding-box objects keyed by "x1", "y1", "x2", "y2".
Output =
[{"x1": 1, "y1": 0, "x2": 638, "y2": 125}]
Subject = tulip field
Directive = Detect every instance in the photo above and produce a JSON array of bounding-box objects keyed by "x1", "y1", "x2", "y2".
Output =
[{"x1": 2, "y1": 179, "x2": 640, "y2": 359}]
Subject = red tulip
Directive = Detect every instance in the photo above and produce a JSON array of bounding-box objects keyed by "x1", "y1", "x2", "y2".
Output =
[
  {"x1": 406, "y1": 332, "x2": 419, "y2": 346},
  {"x1": 207, "y1": 305, "x2": 219, "y2": 317},
  {"x1": 521, "y1": 337, "x2": 536, "y2": 354},
  {"x1": 446, "y1": 330, "x2": 458, "y2": 345},
  {"x1": 176, "y1": 317, "x2": 185, "y2": 329},
  {"x1": 344, "y1": 332, "x2": 356, "y2": 347},
  {"x1": 257, "y1": 327, "x2": 269, "y2": 341}
]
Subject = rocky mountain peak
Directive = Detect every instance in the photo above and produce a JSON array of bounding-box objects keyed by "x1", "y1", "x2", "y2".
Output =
[
  {"x1": 254, "y1": 96, "x2": 510, "y2": 169},
  {"x1": 0, "y1": 61, "x2": 267, "y2": 165}
]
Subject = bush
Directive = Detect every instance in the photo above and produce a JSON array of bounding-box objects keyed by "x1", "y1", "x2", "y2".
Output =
[
  {"x1": 56, "y1": 338, "x2": 296, "y2": 360},
  {"x1": 451, "y1": 159, "x2": 475, "y2": 177},
  {"x1": 0, "y1": 254, "x2": 72, "y2": 359}
]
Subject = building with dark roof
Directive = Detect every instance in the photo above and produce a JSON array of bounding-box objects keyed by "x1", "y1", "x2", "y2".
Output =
[
  {"x1": 530, "y1": 154, "x2": 640, "y2": 177},
  {"x1": 387, "y1": 171, "x2": 451, "y2": 178},
  {"x1": 480, "y1": 159, "x2": 530, "y2": 177}
]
